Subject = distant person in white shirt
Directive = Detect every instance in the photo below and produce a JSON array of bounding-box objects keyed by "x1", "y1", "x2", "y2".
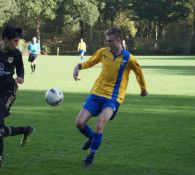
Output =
[{"x1": 122, "y1": 39, "x2": 127, "y2": 50}]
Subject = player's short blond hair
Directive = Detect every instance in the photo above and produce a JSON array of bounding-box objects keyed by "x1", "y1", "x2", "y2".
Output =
[{"x1": 105, "y1": 27, "x2": 123, "y2": 41}]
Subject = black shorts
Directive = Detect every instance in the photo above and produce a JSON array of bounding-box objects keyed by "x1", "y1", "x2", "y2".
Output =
[
  {"x1": 0, "y1": 83, "x2": 17, "y2": 119},
  {"x1": 0, "y1": 92, "x2": 16, "y2": 129},
  {"x1": 28, "y1": 53, "x2": 37, "y2": 62}
]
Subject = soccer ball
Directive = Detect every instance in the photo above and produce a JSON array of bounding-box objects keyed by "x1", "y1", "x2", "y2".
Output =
[{"x1": 45, "y1": 88, "x2": 64, "y2": 106}]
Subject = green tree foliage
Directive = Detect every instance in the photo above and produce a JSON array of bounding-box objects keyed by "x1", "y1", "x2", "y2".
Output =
[
  {"x1": 131, "y1": 0, "x2": 191, "y2": 42},
  {"x1": 1, "y1": 0, "x2": 195, "y2": 55},
  {"x1": 114, "y1": 11, "x2": 137, "y2": 50},
  {"x1": 17, "y1": 0, "x2": 60, "y2": 40},
  {"x1": 101, "y1": 0, "x2": 118, "y2": 27},
  {"x1": 131, "y1": 0, "x2": 190, "y2": 24},
  {"x1": 115, "y1": 11, "x2": 137, "y2": 38},
  {"x1": 0, "y1": 0, "x2": 19, "y2": 27},
  {"x1": 64, "y1": 0, "x2": 99, "y2": 38},
  {"x1": 159, "y1": 21, "x2": 193, "y2": 54}
]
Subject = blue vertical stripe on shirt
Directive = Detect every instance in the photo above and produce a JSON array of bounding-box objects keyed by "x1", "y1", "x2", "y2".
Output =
[{"x1": 111, "y1": 50, "x2": 130, "y2": 100}]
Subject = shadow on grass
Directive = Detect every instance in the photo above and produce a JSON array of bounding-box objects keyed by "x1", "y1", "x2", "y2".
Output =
[
  {"x1": 138, "y1": 56, "x2": 195, "y2": 60},
  {"x1": 12, "y1": 89, "x2": 195, "y2": 108},
  {"x1": 143, "y1": 65, "x2": 195, "y2": 76},
  {"x1": 3, "y1": 90, "x2": 195, "y2": 175},
  {"x1": 11, "y1": 90, "x2": 195, "y2": 142}
]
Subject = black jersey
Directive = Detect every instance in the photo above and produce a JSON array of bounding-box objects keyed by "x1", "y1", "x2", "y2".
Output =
[{"x1": 0, "y1": 49, "x2": 24, "y2": 92}]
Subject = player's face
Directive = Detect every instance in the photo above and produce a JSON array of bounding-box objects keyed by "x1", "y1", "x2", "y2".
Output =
[
  {"x1": 32, "y1": 37, "x2": 37, "y2": 43},
  {"x1": 4, "y1": 37, "x2": 20, "y2": 50},
  {"x1": 106, "y1": 35, "x2": 122, "y2": 51}
]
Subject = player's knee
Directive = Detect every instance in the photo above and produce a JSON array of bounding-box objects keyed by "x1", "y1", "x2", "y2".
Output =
[
  {"x1": 75, "y1": 120, "x2": 85, "y2": 129},
  {"x1": 3, "y1": 127, "x2": 9, "y2": 137},
  {"x1": 0, "y1": 107, "x2": 6, "y2": 121},
  {"x1": 0, "y1": 128, "x2": 4, "y2": 137},
  {"x1": 96, "y1": 122, "x2": 105, "y2": 133}
]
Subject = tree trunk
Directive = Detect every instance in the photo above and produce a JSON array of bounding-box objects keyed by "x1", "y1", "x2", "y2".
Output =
[
  {"x1": 111, "y1": 16, "x2": 114, "y2": 27},
  {"x1": 79, "y1": 20, "x2": 84, "y2": 38},
  {"x1": 154, "y1": 20, "x2": 158, "y2": 48},
  {"x1": 35, "y1": 16, "x2": 41, "y2": 42},
  {"x1": 98, "y1": 15, "x2": 104, "y2": 46},
  {"x1": 148, "y1": 19, "x2": 152, "y2": 39},
  {"x1": 191, "y1": 0, "x2": 195, "y2": 34},
  {"x1": 89, "y1": 25, "x2": 93, "y2": 54},
  {"x1": 162, "y1": 26, "x2": 165, "y2": 40},
  {"x1": 193, "y1": 6, "x2": 195, "y2": 35}
]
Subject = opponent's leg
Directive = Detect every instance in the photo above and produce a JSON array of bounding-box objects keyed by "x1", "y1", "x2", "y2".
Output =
[{"x1": 0, "y1": 105, "x2": 6, "y2": 168}]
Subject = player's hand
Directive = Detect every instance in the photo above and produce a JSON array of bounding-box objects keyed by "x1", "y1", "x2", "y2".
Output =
[
  {"x1": 15, "y1": 77, "x2": 24, "y2": 84},
  {"x1": 140, "y1": 89, "x2": 148, "y2": 97},
  {"x1": 73, "y1": 65, "x2": 81, "y2": 81}
]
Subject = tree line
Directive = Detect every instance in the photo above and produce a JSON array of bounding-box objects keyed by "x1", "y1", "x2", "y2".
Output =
[{"x1": 0, "y1": 0, "x2": 195, "y2": 55}]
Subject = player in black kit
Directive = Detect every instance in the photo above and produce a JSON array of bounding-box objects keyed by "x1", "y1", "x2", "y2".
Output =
[{"x1": 0, "y1": 25, "x2": 34, "y2": 168}]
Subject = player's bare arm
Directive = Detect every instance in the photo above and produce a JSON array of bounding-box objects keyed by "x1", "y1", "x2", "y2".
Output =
[
  {"x1": 140, "y1": 89, "x2": 148, "y2": 97},
  {"x1": 15, "y1": 77, "x2": 24, "y2": 84},
  {"x1": 73, "y1": 64, "x2": 81, "y2": 81}
]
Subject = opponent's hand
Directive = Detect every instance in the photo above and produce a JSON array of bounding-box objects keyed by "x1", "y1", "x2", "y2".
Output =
[
  {"x1": 73, "y1": 64, "x2": 81, "y2": 81},
  {"x1": 140, "y1": 89, "x2": 148, "y2": 97},
  {"x1": 15, "y1": 77, "x2": 24, "y2": 84}
]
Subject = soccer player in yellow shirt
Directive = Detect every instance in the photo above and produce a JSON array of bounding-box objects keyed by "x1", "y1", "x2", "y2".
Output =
[
  {"x1": 73, "y1": 27, "x2": 148, "y2": 167},
  {"x1": 77, "y1": 38, "x2": 86, "y2": 62}
]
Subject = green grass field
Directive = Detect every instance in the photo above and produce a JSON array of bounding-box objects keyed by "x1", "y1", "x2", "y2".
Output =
[{"x1": 1, "y1": 55, "x2": 195, "y2": 175}]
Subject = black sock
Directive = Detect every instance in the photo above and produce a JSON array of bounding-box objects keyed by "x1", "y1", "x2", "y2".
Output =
[
  {"x1": 4, "y1": 126, "x2": 27, "y2": 137},
  {"x1": 0, "y1": 133, "x2": 3, "y2": 156},
  {"x1": 31, "y1": 65, "x2": 34, "y2": 72},
  {"x1": 33, "y1": 65, "x2": 36, "y2": 72}
]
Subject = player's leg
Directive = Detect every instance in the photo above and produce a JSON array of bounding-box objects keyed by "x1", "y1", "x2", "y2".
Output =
[
  {"x1": 82, "y1": 51, "x2": 85, "y2": 61},
  {"x1": 0, "y1": 94, "x2": 7, "y2": 168},
  {"x1": 81, "y1": 54, "x2": 84, "y2": 62},
  {"x1": 28, "y1": 54, "x2": 34, "y2": 73},
  {"x1": 0, "y1": 108, "x2": 5, "y2": 168},
  {"x1": 84, "y1": 107, "x2": 114, "y2": 166},
  {"x1": 3, "y1": 126, "x2": 34, "y2": 146},
  {"x1": 80, "y1": 50, "x2": 84, "y2": 62},
  {"x1": 3, "y1": 92, "x2": 34, "y2": 146},
  {"x1": 75, "y1": 109, "x2": 93, "y2": 142},
  {"x1": 77, "y1": 95, "x2": 103, "y2": 151},
  {"x1": 31, "y1": 62, "x2": 34, "y2": 73},
  {"x1": 33, "y1": 55, "x2": 37, "y2": 72},
  {"x1": 0, "y1": 130, "x2": 4, "y2": 168}
]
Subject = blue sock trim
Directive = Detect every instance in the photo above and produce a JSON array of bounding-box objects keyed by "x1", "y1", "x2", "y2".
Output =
[
  {"x1": 79, "y1": 125, "x2": 94, "y2": 139},
  {"x1": 90, "y1": 133, "x2": 103, "y2": 151}
]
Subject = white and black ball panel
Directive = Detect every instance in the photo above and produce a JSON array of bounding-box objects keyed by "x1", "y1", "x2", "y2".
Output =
[{"x1": 45, "y1": 88, "x2": 64, "y2": 106}]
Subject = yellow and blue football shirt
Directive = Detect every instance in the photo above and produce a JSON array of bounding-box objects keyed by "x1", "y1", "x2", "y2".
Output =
[
  {"x1": 80, "y1": 47, "x2": 146, "y2": 104},
  {"x1": 78, "y1": 42, "x2": 86, "y2": 51}
]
